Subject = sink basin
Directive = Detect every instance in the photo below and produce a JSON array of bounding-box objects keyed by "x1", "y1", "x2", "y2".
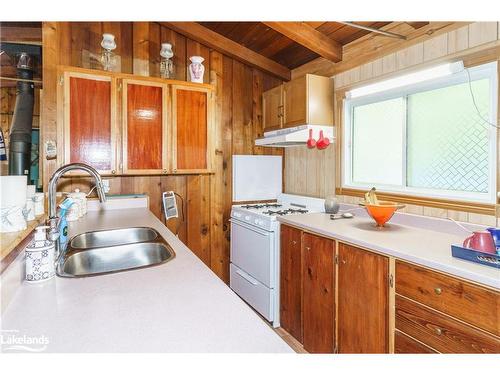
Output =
[
  {"x1": 70, "y1": 227, "x2": 158, "y2": 249},
  {"x1": 56, "y1": 227, "x2": 175, "y2": 278}
]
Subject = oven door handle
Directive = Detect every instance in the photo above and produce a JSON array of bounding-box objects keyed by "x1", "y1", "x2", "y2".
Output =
[
  {"x1": 230, "y1": 219, "x2": 271, "y2": 236},
  {"x1": 235, "y1": 268, "x2": 259, "y2": 286}
]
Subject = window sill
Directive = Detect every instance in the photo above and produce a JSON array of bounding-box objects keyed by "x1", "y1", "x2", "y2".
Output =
[{"x1": 336, "y1": 187, "x2": 496, "y2": 216}]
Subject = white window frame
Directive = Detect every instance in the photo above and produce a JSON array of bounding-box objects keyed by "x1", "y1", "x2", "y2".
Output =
[{"x1": 342, "y1": 61, "x2": 498, "y2": 204}]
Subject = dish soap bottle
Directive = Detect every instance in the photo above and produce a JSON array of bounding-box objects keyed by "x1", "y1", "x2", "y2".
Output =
[{"x1": 25, "y1": 226, "x2": 55, "y2": 283}]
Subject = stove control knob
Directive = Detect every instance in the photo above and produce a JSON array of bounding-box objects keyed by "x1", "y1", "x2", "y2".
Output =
[
  {"x1": 234, "y1": 212, "x2": 241, "y2": 218},
  {"x1": 245, "y1": 215, "x2": 251, "y2": 221},
  {"x1": 254, "y1": 219, "x2": 260, "y2": 225}
]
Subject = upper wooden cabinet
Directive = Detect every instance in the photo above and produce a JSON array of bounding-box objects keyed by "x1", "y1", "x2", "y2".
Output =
[
  {"x1": 171, "y1": 85, "x2": 212, "y2": 173},
  {"x1": 262, "y1": 85, "x2": 283, "y2": 131},
  {"x1": 122, "y1": 79, "x2": 168, "y2": 174},
  {"x1": 337, "y1": 243, "x2": 389, "y2": 353},
  {"x1": 60, "y1": 70, "x2": 118, "y2": 175},
  {"x1": 58, "y1": 66, "x2": 214, "y2": 175},
  {"x1": 262, "y1": 74, "x2": 333, "y2": 131}
]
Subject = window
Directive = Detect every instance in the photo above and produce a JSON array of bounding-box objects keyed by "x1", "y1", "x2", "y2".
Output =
[{"x1": 343, "y1": 61, "x2": 498, "y2": 204}]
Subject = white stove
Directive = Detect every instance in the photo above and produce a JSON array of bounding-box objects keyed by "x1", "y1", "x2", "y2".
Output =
[{"x1": 229, "y1": 193, "x2": 325, "y2": 327}]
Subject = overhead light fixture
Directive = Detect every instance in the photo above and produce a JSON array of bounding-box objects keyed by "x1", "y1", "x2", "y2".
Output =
[
  {"x1": 100, "y1": 33, "x2": 117, "y2": 71},
  {"x1": 346, "y1": 61, "x2": 464, "y2": 99}
]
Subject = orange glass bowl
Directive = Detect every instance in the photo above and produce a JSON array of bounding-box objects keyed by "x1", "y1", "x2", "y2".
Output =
[{"x1": 361, "y1": 201, "x2": 405, "y2": 227}]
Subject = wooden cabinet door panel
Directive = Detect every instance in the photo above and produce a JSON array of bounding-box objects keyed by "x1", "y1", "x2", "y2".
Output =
[
  {"x1": 302, "y1": 233, "x2": 335, "y2": 353},
  {"x1": 396, "y1": 261, "x2": 500, "y2": 337},
  {"x1": 338, "y1": 243, "x2": 389, "y2": 353},
  {"x1": 123, "y1": 80, "x2": 166, "y2": 174},
  {"x1": 263, "y1": 85, "x2": 282, "y2": 130},
  {"x1": 394, "y1": 330, "x2": 437, "y2": 353},
  {"x1": 66, "y1": 74, "x2": 116, "y2": 174},
  {"x1": 396, "y1": 295, "x2": 500, "y2": 353},
  {"x1": 283, "y1": 76, "x2": 307, "y2": 127},
  {"x1": 173, "y1": 87, "x2": 209, "y2": 172},
  {"x1": 280, "y1": 225, "x2": 303, "y2": 342}
]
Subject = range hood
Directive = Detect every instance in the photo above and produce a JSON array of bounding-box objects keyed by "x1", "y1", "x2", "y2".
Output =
[{"x1": 255, "y1": 125, "x2": 335, "y2": 148}]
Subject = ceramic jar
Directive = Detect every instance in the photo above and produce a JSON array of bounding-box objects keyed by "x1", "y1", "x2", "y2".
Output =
[{"x1": 188, "y1": 56, "x2": 205, "y2": 83}]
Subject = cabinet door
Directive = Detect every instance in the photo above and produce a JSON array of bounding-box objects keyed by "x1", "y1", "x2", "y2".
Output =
[
  {"x1": 262, "y1": 85, "x2": 283, "y2": 131},
  {"x1": 302, "y1": 232, "x2": 335, "y2": 353},
  {"x1": 172, "y1": 85, "x2": 212, "y2": 173},
  {"x1": 62, "y1": 71, "x2": 117, "y2": 175},
  {"x1": 338, "y1": 243, "x2": 389, "y2": 353},
  {"x1": 280, "y1": 225, "x2": 303, "y2": 342},
  {"x1": 122, "y1": 79, "x2": 168, "y2": 174},
  {"x1": 283, "y1": 76, "x2": 307, "y2": 128}
]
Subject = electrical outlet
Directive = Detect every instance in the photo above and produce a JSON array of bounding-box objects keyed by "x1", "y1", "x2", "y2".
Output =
[{"x1": 102, "y1": 179, "x2": 111, "y2": 194}]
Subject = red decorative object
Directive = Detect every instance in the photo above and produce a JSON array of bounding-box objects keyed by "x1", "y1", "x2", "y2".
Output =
[
  {"x1": 306, "y1": 128, "x2": 316, "y2": 149},
  {"x1": 316, "y1": 130, "x2": 330, "y2": 150}
]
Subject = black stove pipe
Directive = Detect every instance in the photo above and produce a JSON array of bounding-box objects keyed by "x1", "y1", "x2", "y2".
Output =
[{"x1": 9, "y1": 52, "x2": 34, "y2": 179}]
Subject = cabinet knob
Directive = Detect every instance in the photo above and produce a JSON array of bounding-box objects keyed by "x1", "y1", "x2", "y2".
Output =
[
  {"x1": 292, "y1": 240, "x2": 297, "y2": 245},
  {"x1": 435, "y1": 327, "x2": 443, "y2": 335},
  {"x1": 434, "y1": 287, "x2": 442, "y2": 295},
  {"x1": 111, "y1": 170, "x2": 116, "y2": 174},
  {"x1": 163, "y1": 169, "x2": 168, "y2": 174},
  {"x1": 305, "y1": 246, "x2": 311, "y2": 251}
]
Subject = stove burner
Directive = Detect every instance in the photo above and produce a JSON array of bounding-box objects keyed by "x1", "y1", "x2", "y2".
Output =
[
  {"x1": 241, "y1": 203, "x2": 283, "y2": 209},
  {"x1": 262, "y1": 208, "x2": 309, "y2": 216}
]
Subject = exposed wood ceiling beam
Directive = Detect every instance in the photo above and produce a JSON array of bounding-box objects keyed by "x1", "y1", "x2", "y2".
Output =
[
  {"x1": 262, "y1": 22, "x2": 342, "y2": 62},
  {"x1": 160, "y1": 22, "x2": 291, "y2": 80},
  {"x1": 406, "y1": 22, "x2": 430, "y2": 29}
]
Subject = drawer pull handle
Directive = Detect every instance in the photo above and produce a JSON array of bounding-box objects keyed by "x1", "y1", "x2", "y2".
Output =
[
  {"x1": 236, "y1": 269, "x2": 258, "y2": 286},
  {"x1": 434, "y1": 287, "x2": 442, "y2": 295},
  {"x1": 435, "y1": 327, "x2": 443, "y2": 335}
]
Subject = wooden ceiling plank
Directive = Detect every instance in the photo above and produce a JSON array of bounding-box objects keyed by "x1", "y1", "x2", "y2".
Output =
[
  {"x1": 262, "y1": 21, "x2": 342, "y2": 62},
  {"x1": 160, "y1": 22, "x2": 290, "y2": 80}
]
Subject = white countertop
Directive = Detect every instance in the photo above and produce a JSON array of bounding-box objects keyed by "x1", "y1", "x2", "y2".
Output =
[
  {"x1": 278, "y1": 212, "x2": 500, "y2": 289},
  {"x1": 0, "y1": 207, "x2": 293, "y2": 353}
]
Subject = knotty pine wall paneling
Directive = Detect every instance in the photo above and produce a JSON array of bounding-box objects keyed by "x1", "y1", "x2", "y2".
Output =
[{"x1": 41, "y1": 22, "x2": 283, "y2": 283}]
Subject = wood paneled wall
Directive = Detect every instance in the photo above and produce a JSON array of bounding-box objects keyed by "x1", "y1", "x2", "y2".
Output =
[
  {"x1": 285, "y1": 22, "x2": 500, "y2": 227},
  {"x1": 41, "y1": 22, "x2": 283, "y2": 283}
]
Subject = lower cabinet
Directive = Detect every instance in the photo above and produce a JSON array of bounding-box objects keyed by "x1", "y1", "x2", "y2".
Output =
[
  {"x1": 394, "y1": 330, "x2": 437, "y2": 354},
  {"x1": 337, "y1": 243, "x2": 389, "y2": 353},
  {"x1": 279, "y1": 226, "x2": 335, "y2": 353},
  {"x1": 280, "y1": 225, "x2": 303, "y2": 342},
  {"x1": 302, "y1": 232, "x2": 335, "y2": 353},
  {"x1": 395, "y1": 261, "x2": 500, "y2": 353}
]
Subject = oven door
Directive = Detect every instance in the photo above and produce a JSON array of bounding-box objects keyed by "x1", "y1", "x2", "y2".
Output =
[{"x1": 230, "y1": 218, "x2": 275, "y2": 288}]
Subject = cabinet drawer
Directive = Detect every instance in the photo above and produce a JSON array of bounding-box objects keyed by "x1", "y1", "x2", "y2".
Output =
[
  {"x1": 230, "y1": 264, "x2": 273, "y2": 321},
  {"x1": 396, "y1": 295, "x2": 500, "y2": 353},
  {"x1": 394, "y1": 330, "x2": 437, "y2": 353},
  {"x1": 395, "y1": 261, "x2": 500, "y2": 336}
]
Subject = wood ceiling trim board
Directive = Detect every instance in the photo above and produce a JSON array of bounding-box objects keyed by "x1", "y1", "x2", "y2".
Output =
[
  {"x1": 291, "y1": 22, "x2": 468, "y2": 79},
  {"x1": 263, "y1": 21, "x2": 343, "y2": 62},
  {"x1": 0, "y1": 25, "x2": 42, "y2": 44},
  {"x1": 160, "y1": 22, "x2": 290, "y2": 80}
]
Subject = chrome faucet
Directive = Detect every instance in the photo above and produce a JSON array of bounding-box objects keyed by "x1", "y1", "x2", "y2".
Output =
[{"x1": 47, "y1": 162, "x2": 106, "y2": 256}]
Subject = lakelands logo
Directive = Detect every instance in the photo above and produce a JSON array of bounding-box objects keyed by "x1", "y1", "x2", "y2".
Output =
[{"x1": 0, "y1": 330, "x2": 49, "y2": 352}]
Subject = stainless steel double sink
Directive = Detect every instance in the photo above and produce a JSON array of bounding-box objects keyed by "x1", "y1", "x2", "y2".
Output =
[{"x1": 56, "y1": 227, "x2": 175, "y2": 278}]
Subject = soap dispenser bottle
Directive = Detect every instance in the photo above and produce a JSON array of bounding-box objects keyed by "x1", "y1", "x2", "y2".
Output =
[{"x1": 25, "y1": 226, "x2": 56, "y2": 283}]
